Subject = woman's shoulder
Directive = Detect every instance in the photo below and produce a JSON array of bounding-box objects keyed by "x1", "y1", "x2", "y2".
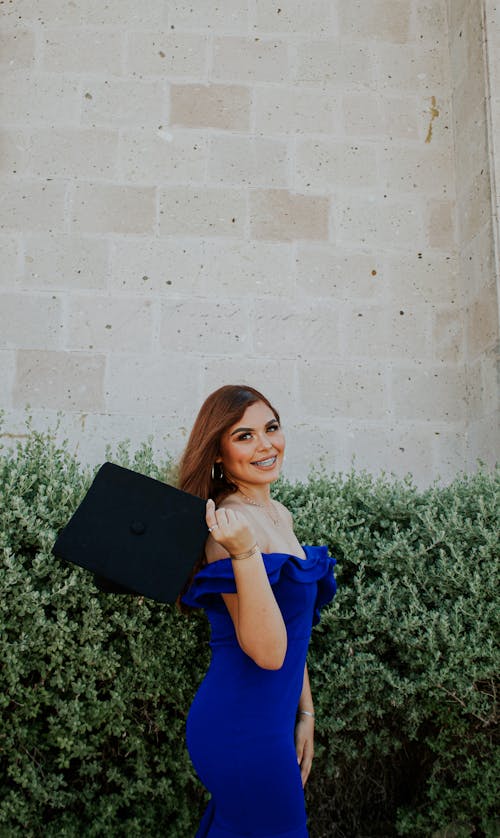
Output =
[{"x1": 272, "y1": 499, "x2": 293, "y2": 522}]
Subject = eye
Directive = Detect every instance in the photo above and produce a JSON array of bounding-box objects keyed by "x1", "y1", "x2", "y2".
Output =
[
  {"x1": 237, "y1": 432, "x2": 253, "y2": 441},
  {"x1": 267, "y1": 423, "x2": 280, "y2": 433}
]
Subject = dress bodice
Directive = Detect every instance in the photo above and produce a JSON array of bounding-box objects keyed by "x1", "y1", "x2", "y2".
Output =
[{"x1": 181, "y1": 545, "x2": 336, "y2": 646}]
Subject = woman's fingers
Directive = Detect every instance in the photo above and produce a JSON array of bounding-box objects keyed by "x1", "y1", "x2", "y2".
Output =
[
  {"x1": 205, "y1": 499, "x2": 217, "y2": 530},
  {"x1": 205, "y1": 502, "x2": 255, "y2": 554}
]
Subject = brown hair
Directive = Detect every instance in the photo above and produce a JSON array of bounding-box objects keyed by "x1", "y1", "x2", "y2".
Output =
[{"x1": 176, "y1": 384, "x2": 280, "y2": 609}]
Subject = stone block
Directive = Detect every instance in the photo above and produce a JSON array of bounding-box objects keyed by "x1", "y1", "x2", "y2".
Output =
[
  {"x1": 0, "y1": 293, "x2": 62, "y2": 349},
  {"x1": 13, "y1": 349, "x2": 105, "y2": 411},
  {"x1": 339, "y1": 1, "x2": 412, "y2": 44},
  {"x1": 384, "y1": 251, "x2": 459, "y2": 305},
  {"x1": 81, "y1": 79, "x2": 166, "y2": 129},
  {"x1": 66, "y1": 295, "x2": 154, "y2": 352},
  {"x1": 467, "y1": 411, "x2": 500, "y2": 471},
  {"x1": 378, "y1": 93, "x2": 420, "y2": 140},
  {"x1": 253, "y1": 0, "x2": 334, "y2": 34},
  {"x1": 343, "y1": 424, "x2": 437, "y2": 485},
  {"x1": 391, "y1": 365, "x2": 467, "y2": 421},
  {"x1": 7, "y1": 0, "x2": 163, "y2": 26},
  {"x1": 70, "y1": 182, "x2": 156, "y2": 234},
  {"x1": 118, "y1": 129, "x2": 207, "y2": 184},
  {"x1": 298, "y1": 361, "x2": 389, "y2": 420},
  {"x1": 452, "y1": 65, "x2": 487, "y2": 137},
  {"x1": 42, "y1": 27, "x2": 123, "y2": 74},
  {"x1": 340, "y1": 304, "x2": 431, "y2": 362},
  {"x1": 28, "y1": 127, "x2": 119, "y2": 179},
  {"x1": 426, "y1": 199, "x2": 455, "y2": 249},
  {"x1": 170, "y1": 84, "x2": 250, "y2": 131},
  {"x1": 208, "y1": 135, "x2": 288, "y2": 187},
  {"x1": 455, "y1": 112, "x2": 488, "y2": 190},
  {"x1": 249, "y1": 189, "x2": 330, "y2": 242},
  {"x1": 449, "y1": 0, "x2": 484, "y2": 89},
  {"x1": 459, "y1": 222, "x2": 495, "y2": 300},
  {"x1": 456, "y1": 170, "x2": 492, "y2": 243},
  {"x1": 23, "y1": 233, "x2": 108, "y2": 291},
  {"x1": 167, "y1": 1, "x2": 249, "y2": 33},
  {"x1": 281, "y1": 422, "x2": 341, "y2": 480},
  {"x1": 201, "y1": 358, "x2": 297, "y2": 418},
  {"x1": 159, "y1": 298, "x2": 250, "y2": 355},
  {"x1": 53, "y1": 412, "x2": 155, "y2": 469},
  {"x1": 158, "y1": 186, "x2": 246, "y2": 237},
  {"x1": 253, "y1": 299, "x2": 338, "y2": 359},
  {"x1": 0, "y1": 351, "x2": 15, "y2": 406},
  {"x1": 466, "y1": 351, "x2": 500, "y2": 421},
  {"x1": 0, "y1": 179, "x2": 68, "y2": 232},
  {"x1": 104, "y1": 352, "x2": 202, "y2": 419},
  {"x1": 466, "y1": 283, "x2": 500, "y2": 358},
  {"x1": 342, "y1": 91, "x2": 382, "y2": 137},
  {"x1": 0, "y1": 129, "x2": 30, "y2": 175},
  {"x1": 0, "y1": 28, "x2": 36, "y2": 69},
  {"x1": 374, "y1": 43, "x2": 449, "y2": 94},
  {"x1": 415, "y1": 0, "x2": 448, "y2": 44},
  {"x1": 110, "y1": 236, "x2": 205, "y2": 295},
  {"x1": 486, "y1": 14, "x2": 500, "y2": 90},
  {"x1": 126, "y1": 31, "x2": 208, "y2": 78},
  {"x1": 0, "y1": 71, "x2": 79, "y2": 124},
  {"x1": 295, "y1": 139, "x2": 377, "y2": 192},
  {"x1": 204, "y1": 240, "x2": 293, "y2": 297},
  {"x1": 292, "y1": 40, "x2": 374, "y2": 87},
  {"x1": 212, "y1": 36, "x2": 289, "y2": 83},
  {"x1": 296, "y1": 245, "x2": 383, "y2": 301},
  {"x1": 378, "y1": 143, "x2": 454, "y2": 196},
  {"x1": 0, "y1": 236, "x2": 21, "y2": 286},
  {"x1": 431, "y1": 307, "x2": 465, "y2": 363},
  {"x1": 431, "y1": 428, "x2": 468, "y2": 483},
  {"x1": 254, "y1": 86, "x2": 339, "y2": 134},
  {"x1": 337, "y1": 196, "x2": 426, "y2": 249}
]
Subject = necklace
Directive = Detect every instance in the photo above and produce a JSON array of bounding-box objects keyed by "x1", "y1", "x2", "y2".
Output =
[{"x1": 237, "y1": 490, "x2": 281, "y2": 527}]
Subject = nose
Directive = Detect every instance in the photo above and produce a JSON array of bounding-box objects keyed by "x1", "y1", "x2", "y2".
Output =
[{"x1": 257, "y1": 434, "x2": 274, "y2": 451}]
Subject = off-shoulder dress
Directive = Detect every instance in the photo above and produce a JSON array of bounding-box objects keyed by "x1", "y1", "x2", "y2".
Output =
[{"x1": 181, "y1": 545, "x2": 337, "y2": 838}]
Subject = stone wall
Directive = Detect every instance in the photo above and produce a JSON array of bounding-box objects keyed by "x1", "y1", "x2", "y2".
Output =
[
  {"x1": 0, "y1": 1, "x2": 498, "y2": 485},
  {"x1": 447, "y1": 0, "x2": 500, "y2": 471}
]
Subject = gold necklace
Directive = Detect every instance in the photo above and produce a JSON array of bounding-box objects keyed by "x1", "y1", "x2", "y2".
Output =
[{"x1": 237, "y1": 490, "x2": 281, "y2": 526}]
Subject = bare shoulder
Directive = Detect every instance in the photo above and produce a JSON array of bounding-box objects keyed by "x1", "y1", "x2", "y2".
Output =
[
  {"x1": 217, "y1": 493, "x2": 240, "y2": 510},
  {"x1": 273, "y1": 499, "x2": 293, "y2": 522}
]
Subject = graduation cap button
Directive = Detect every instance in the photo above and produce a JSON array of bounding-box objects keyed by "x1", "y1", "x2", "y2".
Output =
[{"x1": 130, "y1": 520, "x2": 146, "y2": 535}]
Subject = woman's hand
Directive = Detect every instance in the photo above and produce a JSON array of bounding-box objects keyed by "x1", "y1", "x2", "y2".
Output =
[
  {"x1": 295, "y1": 715, "x2": 314, "y2": 787},
  {"x1": 206, "y1": 499, "x2": 256, "y2": 557}
]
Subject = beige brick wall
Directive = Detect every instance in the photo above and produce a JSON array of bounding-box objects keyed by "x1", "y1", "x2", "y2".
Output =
[{"x1": 0, "y1": 0, "x2": 498, "y2": 485}]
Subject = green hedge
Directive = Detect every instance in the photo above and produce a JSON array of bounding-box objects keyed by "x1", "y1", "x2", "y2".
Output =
[{"x1": 1, "y1": 416, "x2": 498, "y2": 837}]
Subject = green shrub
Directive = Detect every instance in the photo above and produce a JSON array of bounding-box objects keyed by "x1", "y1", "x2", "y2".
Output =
[{"x1": 1, "y1": 415, "x2": 498, "y2": 837}]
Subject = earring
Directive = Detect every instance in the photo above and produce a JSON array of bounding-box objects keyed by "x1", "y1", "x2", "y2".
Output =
[{"x1": 211, "y1": 463, "x2": 224, "y2": 480}]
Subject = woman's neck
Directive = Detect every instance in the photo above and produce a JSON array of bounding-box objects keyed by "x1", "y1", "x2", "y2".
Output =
[{"x1": 234, "y1": 482, "x2": 273, "y2": 507}]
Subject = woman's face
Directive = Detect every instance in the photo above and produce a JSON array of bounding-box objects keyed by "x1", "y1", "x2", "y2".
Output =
[{"x1": 217, "y1": 400, "x2": 285, "y2": 489}]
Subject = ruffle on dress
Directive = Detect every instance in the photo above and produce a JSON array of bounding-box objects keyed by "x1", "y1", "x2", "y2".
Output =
[{"x1": 181, "y1": 544, "x2": 336, "y2": 626}]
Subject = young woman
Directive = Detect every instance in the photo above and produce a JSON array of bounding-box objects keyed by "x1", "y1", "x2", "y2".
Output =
[{"x1": 179, "y1": 384, "x2": 336, "y2": 838}]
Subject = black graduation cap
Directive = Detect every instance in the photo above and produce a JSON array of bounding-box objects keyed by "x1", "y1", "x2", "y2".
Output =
[{"x1": 51, "y1": 462, "x2": 208, "y2": 603}]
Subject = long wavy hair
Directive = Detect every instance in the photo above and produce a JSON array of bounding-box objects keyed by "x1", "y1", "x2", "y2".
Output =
[{"x1": 177, "y1": 384, "x2": 280, "y2": 608}]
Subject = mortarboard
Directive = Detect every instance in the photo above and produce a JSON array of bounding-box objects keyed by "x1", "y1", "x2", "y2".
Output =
[{"x1": 51, "y1": 462, "x2": 208, "y2": 603}]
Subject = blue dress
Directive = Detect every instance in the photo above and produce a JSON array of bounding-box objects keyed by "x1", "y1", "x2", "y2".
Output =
[{"x1": 181, "y1": 545, "x2": 337, "y2": 838}]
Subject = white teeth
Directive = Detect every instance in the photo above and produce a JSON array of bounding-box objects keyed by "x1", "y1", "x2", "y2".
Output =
[{"x1": 254, "y1": 456, "x2": 276, "y2": 467}]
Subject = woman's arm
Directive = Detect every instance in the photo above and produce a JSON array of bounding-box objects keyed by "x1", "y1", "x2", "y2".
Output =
[
  {"x1": 295, "y1": 663, "x2": 315, "y2": 787},
  {"x1": 205, "y1": 500, "x2": 287, "y2": 670}
]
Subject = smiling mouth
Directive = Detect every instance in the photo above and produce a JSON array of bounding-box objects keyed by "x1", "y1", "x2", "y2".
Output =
[{"x1": 252, "y1": 456, "x2": 278, "y2": 468}]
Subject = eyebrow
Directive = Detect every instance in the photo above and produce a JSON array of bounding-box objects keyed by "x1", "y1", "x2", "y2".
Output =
[{"x1": 230, "y1": 418, "x2": 279, "y2": 436}]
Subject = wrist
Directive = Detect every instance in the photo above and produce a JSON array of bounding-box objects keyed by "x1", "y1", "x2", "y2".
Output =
[{"x1": 230, "y1": 543, "x2": 260, "y2": 561}]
